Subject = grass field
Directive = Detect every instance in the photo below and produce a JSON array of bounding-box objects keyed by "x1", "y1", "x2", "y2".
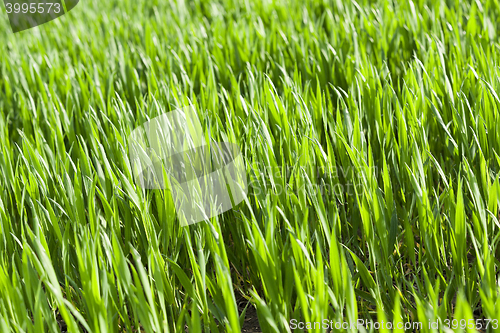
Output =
[{"x1": 1, "y1": 0, "x2": 500, "y2": 332}]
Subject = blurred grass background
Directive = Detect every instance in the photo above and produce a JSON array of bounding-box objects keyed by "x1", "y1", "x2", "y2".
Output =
[{"x1": 1, "y1": 0, "x2": 500, "y2": 331}]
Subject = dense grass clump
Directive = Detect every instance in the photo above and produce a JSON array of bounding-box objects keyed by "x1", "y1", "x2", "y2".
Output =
[{"x1": 1, "y1": 0, "x2": 500, "y2": 331}]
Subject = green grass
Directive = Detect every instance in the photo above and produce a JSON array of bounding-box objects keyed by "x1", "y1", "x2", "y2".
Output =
[{"x1": 1, "y1": 0, "x2": 500, "y2": 331}]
